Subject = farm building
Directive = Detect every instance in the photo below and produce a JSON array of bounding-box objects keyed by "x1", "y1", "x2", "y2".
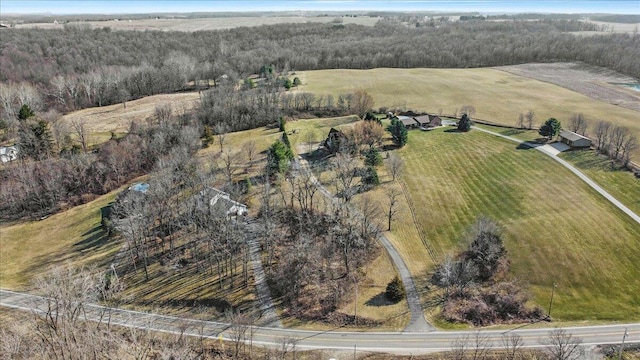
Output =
[
  {"x1": 197, "y1": 187, "x2": 248, "y2": 217},
  {"x1": 559, "y1": 130, "x2": 592, "y2": 148},
  {"x1": 0, "y1": 145, "x2": 18, "y2": 163},
  {"x1": 397, "y1": 116, "x2": 419, "y2": 129},
  {"x1": 321, "y1": 127, "x2": 348, "y2": 153}
]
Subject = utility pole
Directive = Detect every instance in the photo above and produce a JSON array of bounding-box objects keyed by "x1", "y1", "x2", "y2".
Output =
[
  {"x1": 548, "y1": 282, "x2": 557, "y2": 319},
  {"x1": 618, "y1": 327, "x2": 628, "y2": 360},
  {"x1": 354, "y1": 281, "x2": 358, "y2": 327}
]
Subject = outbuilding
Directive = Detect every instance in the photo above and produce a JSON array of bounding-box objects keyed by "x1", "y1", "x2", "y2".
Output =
[{"x1": 559, "y1": 130, "x2": 591, "y2": 148}]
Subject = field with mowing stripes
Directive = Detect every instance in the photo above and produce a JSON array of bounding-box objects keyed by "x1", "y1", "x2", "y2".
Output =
[{"x1": 395, "y1": 127, "x2": 640, "y2": 321}]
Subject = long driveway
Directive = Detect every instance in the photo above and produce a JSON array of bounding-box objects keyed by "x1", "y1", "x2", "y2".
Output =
[
  {"x1": 293, "y1": 155, "x2": 436, "y2": 332},
  {"x1": 473, "y1": 126, "x2": 640, "y2": 225},
  {"x1": 1, "y1": 289, "x2": 638, "y2": 354}
]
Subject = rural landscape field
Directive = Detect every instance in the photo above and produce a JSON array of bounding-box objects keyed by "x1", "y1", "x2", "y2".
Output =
[{"x1": 1, "y1": 1, "x2": 639, "y2": 358}]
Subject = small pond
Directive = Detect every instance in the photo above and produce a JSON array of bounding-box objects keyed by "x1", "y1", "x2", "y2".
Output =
[{"x1": 612, "y1": 83, "x2": 640, "y2": 92}]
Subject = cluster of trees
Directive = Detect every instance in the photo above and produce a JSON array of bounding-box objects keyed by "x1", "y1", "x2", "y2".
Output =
[
  {"x1": 431, "y1": 218, "x2": 544, "y2": 326},
  {"x1": 1, "y1": 18, "x2": 638, "y2": 120},
  {"x1": 594, "y1": 121, "x2": 638, "y2": 167},
  {"x1": 0, "y1": 105, "x2": 200, "y2": 220},
  {"x1": 262, "y1": 193, "x2": 380, "y2": 322}
]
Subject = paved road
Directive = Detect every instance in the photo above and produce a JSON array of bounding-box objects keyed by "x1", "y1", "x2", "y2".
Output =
[
  {"x1": 473, "y1": 126, "x2": 640, "y2": 225},
  {"x1": 2, "y1": 289, "x2": 638, "y2": 354},
  {"x1": 293, "y1": 155, "x2": 436, "y2": 332}
]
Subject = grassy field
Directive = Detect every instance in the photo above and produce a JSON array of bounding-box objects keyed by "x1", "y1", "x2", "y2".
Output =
[
  {"x1": 394, "y1": 127, "x2": 640, "y2": 321},
  {"x1": 0, "y1": 190, "x2": 122, "y2": 290},
  {"x1": 62, "y1": 92, "x2": 200, "y2": 147},
  {"x1": 15, "y1": 16, "x2": 380, "y2": 32},
  {"x1": 559, "y1": 150, "x2": 640, "y2": 216},
  {"x1": 295, "y1": 67, "x2": 640, "y2": 159}
]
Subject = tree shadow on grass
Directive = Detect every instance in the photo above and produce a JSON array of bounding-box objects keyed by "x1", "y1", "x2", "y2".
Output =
[{"x1": 365, "y1": 292, "x2": 397, "y2": 307}]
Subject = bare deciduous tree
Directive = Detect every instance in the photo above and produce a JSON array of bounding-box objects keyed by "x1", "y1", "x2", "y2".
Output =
[
  {"x1": 451, "y1": 333, "x2": 471, "y2": 360},
  {"x1": 332, "y1": 153, "x2": 360, "y2": 203},
  {"x1": 214, "y1": 123, "x2": 229, "y2": 153},
  {"x1": 243, "y1": 140, "x2": 257, "y2": 170},
  {"x1": 385, "y1": 186, "x2": 402, "y2": 231},
  {"x1": 516, "y1": 113, "x2": 525, "y2": 129},
  {"x1": 304, "y1": 129, "x2": 318, "y2": 153},
  {"x1": 471, "y1": 330, "x2": 492, "y2": 360},
  {"x1": 569, "y1": 113, "x2": 588, "y2": 135},
  {"x1": 460, "y1": 105, "x2": 476, "y2": 117},
  {"x1": 501, "y1": 333, "x2": 524, "y2": 360},
  {"x1": 543, "y1": 328, "x2": 584, "y2": 360},
  {"x1": 594, "y1": 120, "x2": 611, "y2": 151},
  {"x1": 69, "y1": 117, "x2": 89, "y2": 152},
  {"x1": 385, "y1": 152, "x2": 404, "y2": 181},
  {"x1": 352, "y1": 89, "x2": 375, "y2": 119},
  {"x1": 525, "y1": 110, "x2": 536, "y2": 130}
]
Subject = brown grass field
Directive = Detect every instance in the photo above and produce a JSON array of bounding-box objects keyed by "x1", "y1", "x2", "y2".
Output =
[
  {"x1": 294, "y1": 67, "x2": 640, "y2": 159},
  {"x1": 0, "y1": 189, "x2": 122, "y2": 290},
  {"x1": 62, "y1": 92, "x2": 200, "y2": 146},
  {"x1": 15, "y1": 16, "x2": 379, "y2": 32}
]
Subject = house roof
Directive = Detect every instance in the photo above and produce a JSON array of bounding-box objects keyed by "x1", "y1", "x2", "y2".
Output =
[
  {"x1": 199, "y1": 187, "x2": 248, "y2": 216},
  {"x1": 398, "y1": 116, "x2": 418, "y2": 127},
  {"x1": 559, "y1": 130, "x2": 590, "y2": 142},
  {"x1": 414, "y1": 115, "x2": 431, "y2": 124},
  {"x1": 428, "y1": 115, "x2": 442, "y2": 122}
]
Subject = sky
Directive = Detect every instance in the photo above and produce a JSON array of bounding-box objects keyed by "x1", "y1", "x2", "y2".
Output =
[{"x1": 1, "y1": 0, "x2": 639, "y2": 15}]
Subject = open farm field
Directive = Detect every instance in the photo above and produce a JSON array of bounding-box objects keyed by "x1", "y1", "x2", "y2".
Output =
[
  {"x1": 0, "y1": 189, "x2": 122, "y2": 290},
  {"x1": 496, "y1": 62, "x2": 640, "y2": 112},
  {"x1": 395, "y1": 127, "x2": 640, "y2": 321},
  {"x1": 14, "y1": 15, "x2": 380, "y2": 32},
  {"x1": 295, "y1": 67, "x2": 640, "y2": 159},
  {"x1": 62, "y1": 92, "x2": 200, "y2": 146},
  {"x1": 585, "y1": 20, "x2": 640, "y2": 33}
]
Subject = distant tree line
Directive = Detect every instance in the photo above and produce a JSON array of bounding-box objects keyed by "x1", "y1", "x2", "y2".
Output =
[{"x1": 1, "y1": 19, "x2": 638, "y2": 119}]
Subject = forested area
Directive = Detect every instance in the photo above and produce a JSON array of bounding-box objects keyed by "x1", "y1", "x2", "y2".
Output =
[{"x1": 1, "y1": 19, "x2": 638, "y2": 119}]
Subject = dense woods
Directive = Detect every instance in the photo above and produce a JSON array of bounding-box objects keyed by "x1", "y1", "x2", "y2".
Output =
[{"x1": 0, "y1": 19, "x2": 638, "y2": 119}]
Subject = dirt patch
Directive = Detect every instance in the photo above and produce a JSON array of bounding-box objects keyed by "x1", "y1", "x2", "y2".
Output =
[{"x1": 495, "y1": 62, "x2": 640, "y2": 112}]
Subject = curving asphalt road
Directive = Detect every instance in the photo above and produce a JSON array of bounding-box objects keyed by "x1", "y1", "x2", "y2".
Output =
[
  {"x1": 1, "y1": 289, "x2": 638, "y2": 354},
  {"x1": 472, "y1": 126, "x2": 640, "y2": 225}
]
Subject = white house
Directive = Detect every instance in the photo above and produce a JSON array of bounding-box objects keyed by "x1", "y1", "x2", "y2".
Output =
[{"x1": 0, "y1": 146, "x2": 18, "y2": 163}]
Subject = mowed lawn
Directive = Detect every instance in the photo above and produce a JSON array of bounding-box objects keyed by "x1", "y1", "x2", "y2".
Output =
[
  {"x1": 0, "y1": 191, "x2": 122, "y2": 290},
  {"x1": 396, "y1": 127, "x2": 640, "y2": 321},
  {"x1": 295, "y1": 68, "x2": 640, "y2": 159}
]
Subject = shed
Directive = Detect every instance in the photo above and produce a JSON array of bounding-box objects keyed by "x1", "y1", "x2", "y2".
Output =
[{"x1": 559, "y1": 130, "x2": 591, "y2": 148}]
